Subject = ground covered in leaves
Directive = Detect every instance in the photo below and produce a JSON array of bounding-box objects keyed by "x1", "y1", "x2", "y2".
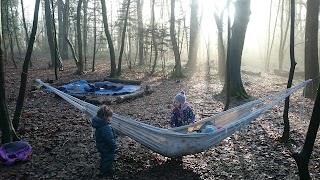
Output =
[{"x1": 1, "y1": 59, "x2": 320, "y2": 180}]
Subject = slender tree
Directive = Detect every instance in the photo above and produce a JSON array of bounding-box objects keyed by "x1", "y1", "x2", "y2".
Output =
[
  {"x1": 1, "y1": 0, "x2": 41, "y2": 144},
  {"x1": 92, "y1": 0, "x2": 97, "y2": 71},
  {"x1": 76, "y1": 0, "x2": 84, "y2": 74},
  {"x1": 117, "y1": 0, "x2": 131, "y2": 76},
  {"x1": 186, "y1": 0, "x2": 200, "y2": 70},
  {"x1": 101, "y1": 0, "x2": 116, "y2": 77},
  {"x1": 279, "y1": 0, "x2": 297, "y2": 143},
  {"x1": 150, "y1": 0, "x2": 158, "y2": 75},
  {"x1": 137, "y1": 0, "x2": 144, "y2": 66},
  {"x1": 170, "y1": 0, "x2": 183, "y2": 78},
  {"x1": 12, "y1": 0, "x2": 41, "y2": 131}
]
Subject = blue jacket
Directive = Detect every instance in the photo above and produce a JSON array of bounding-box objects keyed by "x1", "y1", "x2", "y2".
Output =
[{"x1": 91, "y1": 116, "x2": 118, "y2": 154}]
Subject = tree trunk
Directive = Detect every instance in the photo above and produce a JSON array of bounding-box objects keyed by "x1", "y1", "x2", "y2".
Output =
[
  {"x1": 65, "y1": 37, "x2": 79, "y2": 67},
  {"x1": 101, "y1": 0, "x2": 117, "y2": 77},
  {"x1": 92, "y1": 0, "x2": 97, "y2": 72},
  {"x1": 292, "y1": 73, "x2": 320, "y2": 179},
  {"x1": 222, "y1": 0, "x2": 250, "y2": 98},
  {"x1": 224, "y1": 0, "x2": 231, "y2": 111},
  {"x1": 12, "y1": 0, "x2": 41, "y2": 131},
  {"x1": 76, "y1": 0, "x2": 84, "y2": 74},
  {"x1": 279, "y1": 0, "x2": 297, "y2": 143},
  {"x1": 137, "y1": 0, "x2": 144, "y2": 66},
  {"x1": 83, "y1": 0, "x2": 88, "y2": 70},
  {"x1": 45, "y1": 0, "x2": 63, "y2": 71},
  {"x1": 214, "y1": 11, "x2": 226, "y2": 81},
  {"x1": 187, "y1": 0, "x2": 199, "y2": 70},
  {"x1": 278, "y1": 1, "x2": 290, "y2": 71},
  {"x1": 117, "y1": 0, "x2": 131, "y2": 76},
  {"x1": 265, "y1": 1, "x2": 281, "y2": 72},
  {"x1": 60, "y1": 0, "x2": 69, "y2": 60},
  {"x1": 304, "y1": 0, "x2": 319, "y2": 99},
  {"x1": 170, "y1": 0, "x2": 183, "y2": 78},
  {"x1": 20, "y1": 0, "x2": 29, "y2": 48},
  {"x1": 150, "y1": 0, "x2": 158, "y2": 75}
]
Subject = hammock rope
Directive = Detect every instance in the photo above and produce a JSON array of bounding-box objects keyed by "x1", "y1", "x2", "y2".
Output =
[{"x1": 35, "y1": 79, "x2": 311, "y2": 157}]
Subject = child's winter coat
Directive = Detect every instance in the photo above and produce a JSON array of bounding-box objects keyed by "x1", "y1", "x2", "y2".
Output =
[{"x1": 170, "y1": 102, "x2": 195, "y2": 127}]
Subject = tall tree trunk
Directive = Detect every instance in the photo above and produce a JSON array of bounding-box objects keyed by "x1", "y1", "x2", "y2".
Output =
[
  {"x1": 20, "y1": 0, "x2": 29, "y2": 48},
  {"x1": 92, "y1": 0, "x2": 97, "y2": 72},
  {"x1": 304, "y1": 0, "x2": 319, "y2": 99},
  {"x1": 60, "y1": 0, "x2": 69, "y2": 60},
  {"x1": 187, "y1": 0, "x2": 199, "y2": 70},
  {"x1": 83, "y1": 0, "x2": 88, "y2": 70},
  {"x1": 224, "y1": 0, "x2": 231, "y2": 111},
  {"x1": 222, "y1": 0, "x2": 250, "y2": 98},
  {"x1": 117, "y1": 0, "x2": 130, "y2": 76},
  {"x1": 12, "y1": 0, "x2": 41, "y2": 131},
  {"x1": 265, "y1": 1, "x2": 281, "y2": 72},
  {"x1": 58, "y1": 0, "x2": 64, "y2": 60},
  {"x1": 150, "y1": 0, "x2": 158, "y2": 75},
  {"x1": 137, "y1": 0, "x2": 144, "y2": 66},
  {"x1": 214, "y1": 11, "x2": 226, "y2": 81},
  {"x1": 101, "y1": 0, "x2": 116, "y2": 77},
  {"x1": 278, "y1": 1, "x2": 290, "y2": 71},
  {"x1": 292, "y1": 79, "x2": 320, "y2": 180},
  {"x1": 170, "y1": 0, "x2": 183, "y2": 78},
  {"x1": 44, "y1": 0, "x2": 63, "y2": 71},
  {"x1": 279, "y1": 0, "x2": 297, "y2": 143},
  {"x1": 76, "y1": 0, "x2": 84, "y2": 74}
]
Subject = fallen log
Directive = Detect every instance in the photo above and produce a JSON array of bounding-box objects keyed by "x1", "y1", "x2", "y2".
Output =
[
  {"x1": 241, "y1": 70, "x2": 261, "y2": 77},
  {"x1": 115, "y1": 85, "x2": 154, "y2": 103},
  {"x1": 103, "y1": 77, "x2": 142, "y2": 85}
]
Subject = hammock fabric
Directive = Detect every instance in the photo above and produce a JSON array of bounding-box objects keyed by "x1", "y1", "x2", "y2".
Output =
[{"x1": 36, "y1": 79, "x2": 311, "y2": 157}]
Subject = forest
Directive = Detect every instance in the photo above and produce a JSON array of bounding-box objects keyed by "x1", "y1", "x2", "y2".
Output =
[{"x1": 0, "y1": 0, "x2": 320, "y2": 179}]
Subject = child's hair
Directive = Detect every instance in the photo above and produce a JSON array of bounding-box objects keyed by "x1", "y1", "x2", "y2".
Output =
[{"x1": 97, "y1": 105, "x2": 113, "y2": 120}]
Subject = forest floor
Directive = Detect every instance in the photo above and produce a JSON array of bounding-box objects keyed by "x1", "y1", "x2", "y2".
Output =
[{"x1": 1, "y1": 58, "x2": 320, "y2": 180}]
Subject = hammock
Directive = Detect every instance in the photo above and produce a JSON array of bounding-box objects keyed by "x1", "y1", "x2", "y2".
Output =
[{"x1": 36, "y1": 79, "x2": 311, "y2": 157}]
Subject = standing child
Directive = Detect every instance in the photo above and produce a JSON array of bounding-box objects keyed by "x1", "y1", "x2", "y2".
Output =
[
  {"x1": 91, "y1": 105, "x2": 117, "y2": 176},
  {"x1": 170, "y1": 91, "x2": 195, "y2": 128}
]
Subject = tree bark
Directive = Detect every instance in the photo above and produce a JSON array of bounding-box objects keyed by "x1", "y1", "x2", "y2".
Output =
[
  {"x1": 65, "y1": 37, "x2": 79, "y2": 67},
  {"x1": 187, "y1": 0, "x2": 200, "y2": 70},
  {"x1": 279, "y1": 0, "x2": 297, "y2": 143},
  {"x1": 214, "y1": 11, "x2": 226, "y2": 81},
  {"x1": 117, "y1": 0, "x2": 131, "y2": 76},
  {"x1": 278, "y1": 1, "x2": 290, "y2": 71},
  {"x1": 76, "y1": 0, "x2": 84, "y2": 74},
  {"x1": 83, "y1": 0, "x2": 88, "y2": 70},
  {"x1": 150, "y1": 0, "x2": 158, "y2": 75},
  {"x1": 12, "y1": 0, "x2": 41, "y2": 131},
  {"x1": 137, "y1": 0, "x2": 144, "y2": 66},
  {"x1": 101, "y1": 0, "x2": 117, "y2": 77},
  {"x1": 170, "y1": 0, "x2": 183, "y2": 78},
  {"x1": 222, "y1": 0, "x2": 250, "y2": 99},
  {"x1": 304, "y1": 0, "x2": 319, "y2": 99},
  {"x1": 92, "y1": 0, "x2": 97, "y2": 72},
  {"x1": 292, "y1": 72, "x2": 320, "y2": 180},
  {"x1": 20, "y1": 0, "x2": 29, "y2": 48}
]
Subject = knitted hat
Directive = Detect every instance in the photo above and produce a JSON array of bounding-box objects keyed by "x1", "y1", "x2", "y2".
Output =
[{"x1": 175, "y1": 91, "x2": 186, "y2": 104}]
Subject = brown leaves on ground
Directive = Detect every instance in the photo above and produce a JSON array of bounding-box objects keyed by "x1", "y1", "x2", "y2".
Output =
[{"x1": 1, "y1": 59, "x2": 319, "y2": 180}]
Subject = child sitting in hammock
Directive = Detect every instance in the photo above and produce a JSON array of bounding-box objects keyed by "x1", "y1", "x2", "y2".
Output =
[
  {"x1": 170, "y1": 91, "x2": 195, "y2": 127},
  {"x1": 91, "y1": 105, "x2": 117, "y2": 176}
]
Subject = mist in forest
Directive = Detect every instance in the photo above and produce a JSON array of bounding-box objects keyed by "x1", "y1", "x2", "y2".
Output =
[{"x1": 20, "y1": 0, "x2": 307, "y2": 73}]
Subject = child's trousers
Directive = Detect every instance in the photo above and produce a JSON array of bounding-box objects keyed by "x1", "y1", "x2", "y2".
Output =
[{"x1": 100, "y1": 153, "x2": 115, "y2": 173}]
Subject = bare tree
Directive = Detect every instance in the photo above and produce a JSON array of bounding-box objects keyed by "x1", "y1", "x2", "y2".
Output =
[
  {"x1": 101, "y1": 0, "x2": 116, "y2": 77},
  {"x1": 170, "y1": 0, "x2": 183, "y2": 78},
  {"x1": 304, "y1": 0, "x2": 319, "y2": 99},
  {"x1": 222, "y1": 0, "x2": 251, "y2": 98}
]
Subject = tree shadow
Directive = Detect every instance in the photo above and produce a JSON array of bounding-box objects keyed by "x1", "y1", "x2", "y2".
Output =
[{"x1": 117, "y1": 158, "x2": 201, "y2": 180}]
